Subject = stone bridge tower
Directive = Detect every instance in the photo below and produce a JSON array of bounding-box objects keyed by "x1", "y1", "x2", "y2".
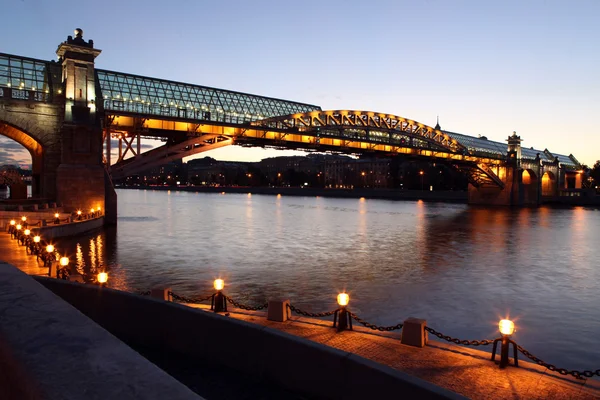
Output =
[
  {"x1": 54, "y1": 29, "x2": 116, "y2": 223},
  {"x1": 468, "y1": 131, "x2": 542, "y2": 206}
]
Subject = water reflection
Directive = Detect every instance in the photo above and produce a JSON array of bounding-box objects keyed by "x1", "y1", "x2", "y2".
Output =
[{"x1": 52, "y1": 190, "x2": 600, "y2": 371}]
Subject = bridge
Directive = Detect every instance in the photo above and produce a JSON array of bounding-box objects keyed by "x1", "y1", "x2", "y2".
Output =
[{"x1": 0, "y1": 29, "x2": 586, "y2": 222}]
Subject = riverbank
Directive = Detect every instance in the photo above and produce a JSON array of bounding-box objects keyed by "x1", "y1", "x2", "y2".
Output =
[
  {"x1": 117, "y1": 184, "x2": 469, "y2": 202},
  {"x1": 2, "y1": 232, "x2": 599, "y2": 399}
]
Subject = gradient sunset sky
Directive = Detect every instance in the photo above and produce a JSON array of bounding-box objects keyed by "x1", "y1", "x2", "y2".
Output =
[{"x1": 1, "y1": 0, "x2": 599, "y2": 166}]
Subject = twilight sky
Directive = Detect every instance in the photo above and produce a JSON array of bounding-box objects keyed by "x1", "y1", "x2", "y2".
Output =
[{"x1": 1, "y1": 0, "x2": 599, "y2": 167}]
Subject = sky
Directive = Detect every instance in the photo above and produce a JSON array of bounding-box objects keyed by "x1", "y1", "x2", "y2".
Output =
[{"x1": 1, "y1": 0, "x2": 599, "y2": 167}]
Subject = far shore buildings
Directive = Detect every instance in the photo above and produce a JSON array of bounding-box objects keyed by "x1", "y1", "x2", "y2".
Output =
[{"x1": 122, "y1": 153, "x2": 471, "y2": 190}]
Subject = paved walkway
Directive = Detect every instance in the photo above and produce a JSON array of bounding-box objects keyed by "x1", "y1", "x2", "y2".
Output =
[
  {"x1": 184, "y1": 304, "x2": 600, "y2": 400},
  {"x1": 0, "y1": 230, "x2": 50, "y2": 276},
  {"x1": 3, "y1": 231, "x2": 600, "y2": 399}
]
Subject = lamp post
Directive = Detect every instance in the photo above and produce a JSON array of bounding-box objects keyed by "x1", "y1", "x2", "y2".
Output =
[
  {"x1": 14, "y1": 224, "x2": 22, "y2": 240},
  {"x1": 32, "y1": 235, "x2": 41, "y2": 257},
  {"x1": 21, "y1": 216, "x2": 27, "y2": 228},
  {"x1": 54, "y1": 213, "x2": 60, "y2": 224},
  {"x1": 419, "y1": 170, "x2": 424, "y2": 191},
  {"x1": 8, "y1": 219, "x2": 16, "y2": 234},
  {"x1": 21, "y1": 229, "x2": 31, "y2": 247},
  {"x1": 44, "y1": 244, "x2": 55, "y2": 269},
  {"x1": 333, "y1": 293, "x2": 352, "y2": 332},
  {"x1": 58, "y1": 256, "x2": 70, "y2": 279},
  {"x1": 491, "y1": 319, "x2": 518, "y2": 368},
  {"x1": 211, "y1": 279, "x2": 227, "y2": 313},
  {"x1": 77, "y1": 210, "x2": 82, "y2": 221}
]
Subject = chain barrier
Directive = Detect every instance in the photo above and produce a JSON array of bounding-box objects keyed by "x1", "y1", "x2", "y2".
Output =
[
  {"x1": 224, "y1": 296, "x2": 268, "y2": 311},
  {"x1": 516, "y1": 344, "x2": 600, "y2": 380},
  {"x1": 287, "y1": 304, "x2": 338, "y2": 318},
  {"x1": 169, "y1": 291, "x2": 213, "y2": 304},
  {"x1": 348, "y1": 312, "x2": 403, "y2": 332},
  {"x1": 424, "y1": 327, "x2": 494, "y2": 347},
  {"x1": 129, "y1": 290, "x2": 600, "y2": 379}
]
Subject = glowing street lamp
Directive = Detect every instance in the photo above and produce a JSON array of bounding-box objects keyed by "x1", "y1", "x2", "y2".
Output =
[
  {"x1": 30, "y1": 235, "x2": 41, "y2": 257},
  {"x1": 214, "y1": 279, "x2": 225, "y2": 291},
  {"x1": 97, "y1": 272, "x2": 108, "y2": 285},
  {"x1": 54, "y1": 213, "x2": 60, "y2": 224},
  {"x1": 8, "y1": 219, "x2": 16, "y2": 235},
  {"x1": 492, "y1": 319, "x2": 519, "y2": 368},
  {"x1": 333, "y1": 292, "x2": 352, "y2": 332},
  {"x1": 77, "y1": 210, "x2": 82, "y2": 220},
  {"x1": 211, "y1": 278, "x2": 227, "y2": 313}
]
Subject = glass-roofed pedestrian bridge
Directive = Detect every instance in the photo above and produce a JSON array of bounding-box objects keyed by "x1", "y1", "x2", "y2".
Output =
[{"x1": 0, "y1": 51, "x2": 582, "y2": 193}]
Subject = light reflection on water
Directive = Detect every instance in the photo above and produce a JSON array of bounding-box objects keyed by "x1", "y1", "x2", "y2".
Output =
[{"x1": 56, "y1": 189, "x2": 600, "y2": 371}]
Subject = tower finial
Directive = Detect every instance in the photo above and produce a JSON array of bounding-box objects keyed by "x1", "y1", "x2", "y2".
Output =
[{"x1": 434, "y1": 115, "x2": 441, "y2": 131}]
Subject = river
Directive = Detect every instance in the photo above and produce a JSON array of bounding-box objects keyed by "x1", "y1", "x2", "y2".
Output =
[{"x1": 57, "y1": 189, "x2": 600, "y2": 372}]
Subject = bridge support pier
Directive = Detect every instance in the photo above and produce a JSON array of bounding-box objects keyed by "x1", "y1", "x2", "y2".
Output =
[{"x1": 468, "y1": 133, "x2": 542, "y2": 207}]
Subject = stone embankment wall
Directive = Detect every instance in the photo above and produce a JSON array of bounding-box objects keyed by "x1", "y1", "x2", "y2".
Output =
[{"x1": 36, "y1": 278, "x2": 463, "y2": 400}]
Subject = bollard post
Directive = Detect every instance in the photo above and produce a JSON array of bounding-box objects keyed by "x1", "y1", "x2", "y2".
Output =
[
  {"x1": 48, "y1": 263, "x2": 57, "y2": 278},
  {"x1": 401, "y1": 318, "x2": 428, "y2": 348},
  {"x1": 150, "y1": 288, "x2": 172, "y2": 302},
  {"x1": 267, "y1": 300, "x2": 290, "y2": 322}
]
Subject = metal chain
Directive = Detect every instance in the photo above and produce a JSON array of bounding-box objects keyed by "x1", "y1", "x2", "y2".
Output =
[
  {"x1": 287, "y1": 303, "x2": 338, "y2": 318},
  {"x1": 348, "y1": 312, "x2": 403, "y2": 331},
  {"x1": 516, "y1": 344, "x2": 600, "y2": 380},
  {"x1": 424, "y1": 327, "x2": 493, "y2": 346},
  {"x1": 225, "y1": 296, "x2": 268, "y2": 311},
  {"x1": 169, "y1": 291, "x2": 213, "y2": 304}
]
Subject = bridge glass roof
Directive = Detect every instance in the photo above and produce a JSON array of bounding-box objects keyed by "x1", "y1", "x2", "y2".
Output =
[
  {"x1": 0, "y1": 53, "x2": 57, "y2": 101},
  {"x1": 446, "y1": 130, "x2": 578, "y2": 168},
  {"x1": 96, "y1": 69, "x2": 321, "y2": 124}
]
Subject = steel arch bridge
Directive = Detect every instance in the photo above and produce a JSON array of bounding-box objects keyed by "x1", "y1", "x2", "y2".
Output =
[{"x1": 106, "y1": 109, "x2": 508, "y2": 186}]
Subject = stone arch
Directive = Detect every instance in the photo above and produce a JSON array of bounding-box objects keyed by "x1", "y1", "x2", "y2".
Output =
[
  {"x1": 0, "y1": 121, "x2": 43, "y2": 197},
  {"x1": 541, "y1": 171, "x2": 556, "y2": 196},
  {"x1": 520, "y1": 168, "x2": 538, "y2": 185},
  {"x1": 0, "y1": 102, "x2": 63, "y2": 200}
]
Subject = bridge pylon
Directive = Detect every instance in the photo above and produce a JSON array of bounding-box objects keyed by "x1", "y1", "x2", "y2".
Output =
[{"x1": 54, "y1": 29, "x2": 116, "y2": 223}]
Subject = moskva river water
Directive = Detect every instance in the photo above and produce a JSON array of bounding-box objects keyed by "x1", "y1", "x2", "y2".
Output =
[{"x1": 59, "y1": 189, "x2": 600, "y2": 371}]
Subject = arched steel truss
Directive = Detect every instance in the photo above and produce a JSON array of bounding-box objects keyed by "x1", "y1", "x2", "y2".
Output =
[{"x1": 251, "y1": 110, "x2": 467, "y2": 155}]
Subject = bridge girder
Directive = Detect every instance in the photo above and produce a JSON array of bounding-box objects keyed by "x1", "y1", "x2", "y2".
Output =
[{"x1": 105, "y1": 111, "x2": 508, "y2": 180}]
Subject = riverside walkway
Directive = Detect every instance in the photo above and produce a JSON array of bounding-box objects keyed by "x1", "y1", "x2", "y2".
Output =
[
  {"x1": 2, "y1": 232, "x2": 600, "y2": 399},
  {"x1": 184, "y1": 303, "x2": 600, "y2": 400}
]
